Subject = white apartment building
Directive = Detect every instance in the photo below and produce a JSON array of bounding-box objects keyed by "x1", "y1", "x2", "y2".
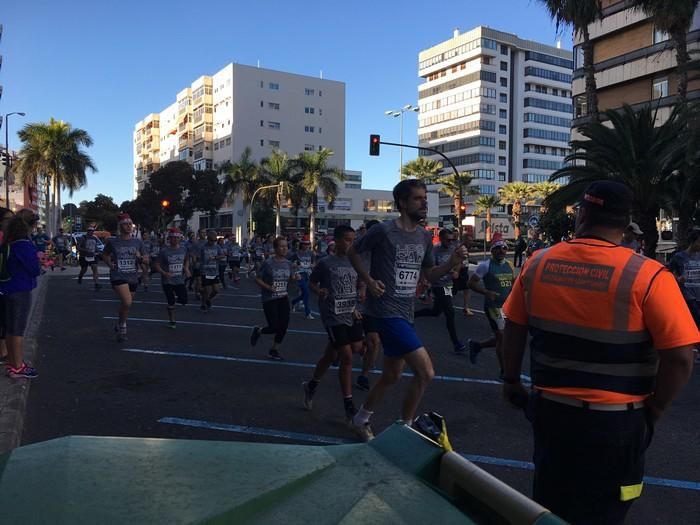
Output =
[
  {"x1": 134, "y1": 63, "x2": 346, "y2": 239},
  {"x1": 417, "y1": 27, "x2": 573, "y2": 225}
]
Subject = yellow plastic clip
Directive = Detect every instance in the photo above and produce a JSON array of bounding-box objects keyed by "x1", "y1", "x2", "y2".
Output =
[
  {"x1": 620, "y1": 483, "x2": 643, "y2": 501},
  {"x1": 438, "y1": 419, "x2": 453, "y2": 452}
]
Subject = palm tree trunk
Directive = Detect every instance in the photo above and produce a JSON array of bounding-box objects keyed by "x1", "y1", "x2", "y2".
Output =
[
  {"x1": 673, "y1": 29, "x2": 690, "y2": 102},
  {"x1": 44, "y1": 175, "x2": 51, "y2": 233},
  {"x1": 582, "y1": 26, "x2": 599, "y2": 122},
  {"x1": 512, "y1": 200, "x2": 522, "y2": 238},
  {"x1": 275, "y1": 186, "x2": 282, "y2": 237},
  {"x1": 637, "y1": 212, "x2": 659, "y2": 259},
  {"x1": 486, "y1": 208, "x2": 492, "y2": 242},
  {"x1": 56, "y1": 179, "x2": 62, "y2": 235}
]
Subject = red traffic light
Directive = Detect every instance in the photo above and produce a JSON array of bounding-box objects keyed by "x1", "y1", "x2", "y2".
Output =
[{"x1": 369, "y1": 134, "x2": 380, "y2": 156}]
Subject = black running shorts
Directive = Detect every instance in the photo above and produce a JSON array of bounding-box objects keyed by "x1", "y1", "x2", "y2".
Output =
[
  {"x1": 326, "y1": 321, "x2": 364, "y2": 348},
  {"x1": 163, "y1": 284, "x2": 188, "y2": 307}
]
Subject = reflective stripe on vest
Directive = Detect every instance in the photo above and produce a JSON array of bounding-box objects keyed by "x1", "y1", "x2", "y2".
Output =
[{"x1": 521, "y1": 241, "x2": 658, "y2": 398}]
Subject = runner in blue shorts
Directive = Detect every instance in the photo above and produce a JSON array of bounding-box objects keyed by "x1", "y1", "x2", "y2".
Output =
[{"x1": 347, "y1": 179, "x2": 468, "y2": 441}]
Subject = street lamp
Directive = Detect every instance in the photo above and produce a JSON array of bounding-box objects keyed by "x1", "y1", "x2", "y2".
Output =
[
  {"x1": 4, "y1": 111, "x2": 26, "y2": 210},
  {"x1": 249, "y1": 184, "x2": 279, "y2": 240},
  {"x1": 384, "y1": 104, "x2": 419, "y2": 177}
]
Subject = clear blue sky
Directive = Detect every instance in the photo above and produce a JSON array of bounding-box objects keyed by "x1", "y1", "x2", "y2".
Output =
[{"x1": 2, "y1": 0, "x2": 572, "y2": 207}]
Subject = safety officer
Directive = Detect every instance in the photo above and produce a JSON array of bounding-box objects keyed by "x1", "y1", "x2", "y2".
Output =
[{"x1": 501, "y1": 181, "x2": 698, "y2": 525}]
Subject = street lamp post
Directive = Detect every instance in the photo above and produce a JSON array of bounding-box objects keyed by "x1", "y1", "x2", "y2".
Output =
[
  {"x1": 4, "y1": 111, "x2": 26, "y2": 210},
  {"x1": 249, "y1": 184, "x2": 279, "y2": 240},
  {"x1": 384, "y1": 104, "x2": 418, "y2": 177}
]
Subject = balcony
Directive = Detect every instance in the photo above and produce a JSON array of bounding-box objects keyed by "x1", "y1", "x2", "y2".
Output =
[{"x1": 179, "y1": 132, "x2": 193, "y2": 149}]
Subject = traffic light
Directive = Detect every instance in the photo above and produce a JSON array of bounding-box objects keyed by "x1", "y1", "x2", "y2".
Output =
[
  {"x1": 161, "y1": 199, "x2": 170, "y2": 208},
  {"x1": 460, "y1": 204, "x2": 467, "y2": 212},
  {"x1": 369, "y1": 134, "x2": 380, "y2": 156}
]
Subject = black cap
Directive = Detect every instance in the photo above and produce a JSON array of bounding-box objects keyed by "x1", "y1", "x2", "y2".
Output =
[{"x1": 579, "y1": 180, "x2": 632, "y2": 214}]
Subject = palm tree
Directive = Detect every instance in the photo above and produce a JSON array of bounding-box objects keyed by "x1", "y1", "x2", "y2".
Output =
[
  {"x1": 635, "y1": 0, "x2": 699, "y2": 101},
  {"x1": 474, "y1": 195, "x2": 500, "y2": 242},
  {"x1": 433, "y1": 172, "x2": 477, "y2": 224},
  {"x1": 499, "y1": 182, "x2": 538, "y2": 238},
  {"x1": 260, "y1": 149, "x2": 303, "y2": 236},
  {"x1": 546, "y1": 104, "x2": 687, "y2": 257},
  {"x1": 537, "y1": 0, "x2": 603, "y2": 121},
  {"x1": 16, "y1": 118, "x2": 96, "y2": 234},
  {"x1": 401, "y1": 157, "x2": 443, "y2": 182},
  {"x1": 221, "y1": 147, "x2": 265, "y2": 236},
  {"x1": 292, "y1": 148, "x2": 344, "y2": 247}
]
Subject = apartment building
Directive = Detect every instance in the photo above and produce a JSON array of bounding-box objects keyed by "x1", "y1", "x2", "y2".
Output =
[
  {"x1": 572, "y1": 1, "x2": 700, "y2": 127},
  {"x1": 417, "y1": 26, "x2": 573, "y2": 225},
  {"x1": 133, "y1": 63, "x2": 346, "y2": 238}
]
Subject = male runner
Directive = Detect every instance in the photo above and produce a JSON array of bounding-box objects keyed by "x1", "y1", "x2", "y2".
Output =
[
  {"x1": 52, "y1": 228, "x2": 70, "y2": 271},
  {"x1": 227, "y1": 237, "x2": 243, "y2": 284},
  {"x1": 77, "y1": 227, "x2": 101, "y2": 290},
  {"x1": 154, "y1": 228, "x2": 190, "y2": 328},
  {"x1": 356, "y1": 219, "x2": 381, "y2": 391},
  {"x1": 414, "y1": 228, "x2": 466, "y2": 354},
  {"x1": 190, "y1": 229, "x2": 207, "y2": 299},
  {"x1": 347, "y1": 179, "x2": 467, "y2": 440},
  {"x1": 303, "y1": 225, "x2": 362, "y2": 422},
  {"x1": 140, "y1": 230, "x2": 153, "y2": 292},
  {"x1": 467, "y1": 240, "x2": 514, "y2": 379},
  {"x1": 291, "y1": 239, "x2": 315, "y2": 319},
  {"x1": 102, "y1": 214, "x2": 146, "y2": 342},
  {"x1": 251, "y1": 237, "x2": 300, "y2": 360},
  {"x1": 199, "y1": 230, "x2": 225, "y2": 311}
]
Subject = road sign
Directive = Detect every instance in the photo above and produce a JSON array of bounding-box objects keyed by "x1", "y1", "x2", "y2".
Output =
[{"x1": 528, "y1": 215, "x2": 540, "y2": 229}]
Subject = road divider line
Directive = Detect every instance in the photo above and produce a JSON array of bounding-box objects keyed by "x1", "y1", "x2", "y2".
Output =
[
  {"x1": 93, "y1": 299, "x2": 320, "y2": 316},
  {"x1": 105, "y1": 316, "x2": 327, "y2": 335},
  {"x1": 156, "y1": 416, "x2": 700, "y2": 492},
  {"x1": 121, "y1": 347, "x2": 512, "y2": 386}
]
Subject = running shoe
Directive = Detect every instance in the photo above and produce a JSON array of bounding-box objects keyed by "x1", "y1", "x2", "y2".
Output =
[
  {"x1": 302, "y1": 381, "x2": 314, "y2": 410},
  {"x1": 250, "y1": 326, "x2": 261, "y2": 346},
  {"x1": 463, "y1": 308, "x2": 474, "y2": 317},
  {"x1": 468, "y1": 339, "x2": 481, "y2": 364},
  {"x1": 453, "y1": 341, "x2": 467, "y2": 355},
  {"x1": 356, "y1": 375, "x2": 370, "y2": 391},
  {"x1": 77, "y1": 275, "x2": 83, "y2": 284},
  {"x1": 268, "y1": 349, "x2": 284, "y2": 361},
  {"x1": 168, "y1": 321, "x2": 177, "y2": 330},
  {"x1": 6, "y1": 362, "x2": 38, "y2": 379},
  {"x1": 305, "y1": 314, "x2": 315, "y2": 320},
  {"x1": 350, "y1": 418, "x2": 375, "y2": 442},
  {"x1": 344, "y1": 401, "x2": 357, "y2": 423},
  {"x1": 115, "y1": 324, "x2": 128, "y2": 343}
]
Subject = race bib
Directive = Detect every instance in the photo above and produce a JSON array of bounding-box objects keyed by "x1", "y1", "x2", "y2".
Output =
[
  {"x1": 443, "y1": 285, "x2": 453, "y2": 297},
  {"x1": 395, "y1": 265, "x2": 420, "y2": 296},
  {"x1": 272, "y1": 280, "x2": 287, "y2": 296},
  {"x1": 85, "y1": 256, "x2": 95, "y2": 263},
  {"x1": 118, "y1": 259, "x2": 135, "y2": 273},
  {"x1": 488, "y1": 307, "x2": 506, "y2": 331},
  {"x1": 334, "y1": 297, "x2": 356, "y2": 315},
  {"x1": 205, "y1": 273, "x2": 217, "y2": 280},
  {"x1": 685, "y1": 268, "x2": 700, "y2": 286},
  {"x1": 170, "y1": 263, "x2": 183, "y2": 274},
  {"x1": 300, "y1": 261, "x2": 312, "y2": 269}
]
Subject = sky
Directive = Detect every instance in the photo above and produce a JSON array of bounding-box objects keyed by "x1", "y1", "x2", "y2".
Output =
[{"x1": 2, "y1": 0, "x2": 572, "y2": 207}]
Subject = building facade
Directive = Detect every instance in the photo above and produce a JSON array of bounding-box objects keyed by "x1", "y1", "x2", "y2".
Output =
[
  {"x1": 572, "y1": 0, "x2": 700, "y2": 127},
  {"x1": 417, "y1": 26, "x2": 573, "y2": 225}
]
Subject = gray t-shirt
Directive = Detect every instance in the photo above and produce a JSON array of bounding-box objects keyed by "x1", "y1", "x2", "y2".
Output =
[
  {"x1": 352, "y1": 220, "x2": 434, "y2": 321},
  {"x1": 293, "y1": 250, "x2": 314, "y2": 276},
  {"x1": 79, "y1": 235, "x2": 99, "y2": 258},
  {"x1": 432, "y1": 244, "x2": 455, "y2": 288},
  {"x1": 158, "y1": 246, "x2": 188, "y2": 285},
  {"x1": 259, "y1": 257, "x2": 293, "y2": 302},
  {"x1": 200, "y1": 243, "x2": 224, "y2": 279},
  {"x1": 104, "y1": 237, "x2": 144, "y2": 283},
  {"x1": 310, "y1": 255, "x2": 358, "y2": 327},
  {"x1": 228, "y1": 243, "x2": 242, "y2": 262},
  {"x1": 670, "y1": 250, "x2": 700, "y2": 301},
  {"x1": 188, "y1": 239, "x2": 206, "y2": 269}
]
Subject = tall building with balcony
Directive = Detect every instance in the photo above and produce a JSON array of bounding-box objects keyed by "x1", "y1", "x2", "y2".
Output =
[
  {"x1": 418, "y1": 27, "x2": 573, "y2": 225},
  {"x1": 572, "y1": 1, "x2": 700, "y2": 127}
]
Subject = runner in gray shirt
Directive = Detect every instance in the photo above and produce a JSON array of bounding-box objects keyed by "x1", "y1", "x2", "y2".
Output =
[
  {"x1": 347, "y1": 179, "x2": 467, "y2": 441},
  {"x1": 303, "y1": 226, "x2": 363, "y2": 423},
  {"x1": 251, "y1": 237, "x2": 300, "y2": 360},
  {"x1": 154, "y1": 228, "x2": 190, "y2": 328},
  {"x1": 355, "y1": 219, "x2": 381, "y2": 392},
  {"x1": 198, "y1": 230, "x2": 225, "y2": 312},
  {"x1": 102, "y1": 213, "x2": 147, "y2": 342}
]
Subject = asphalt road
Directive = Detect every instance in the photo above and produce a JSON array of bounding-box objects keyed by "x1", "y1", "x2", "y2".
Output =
[{"x1": 22, "y1": 265, "x2": 700, "y2": 524}]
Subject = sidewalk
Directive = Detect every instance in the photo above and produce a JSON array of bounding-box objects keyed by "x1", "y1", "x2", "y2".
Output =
[{"x1": 0, "y1": 265, "x2": 86, "y2": 454}]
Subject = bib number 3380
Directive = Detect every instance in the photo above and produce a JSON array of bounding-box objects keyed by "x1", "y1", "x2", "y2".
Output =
[{"x1": 395, "y1": 266, "x2": 419, "y2": 296}]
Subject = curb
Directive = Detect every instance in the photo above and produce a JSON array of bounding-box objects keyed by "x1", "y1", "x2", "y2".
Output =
[{"x1": 0, "y1": 272, "x2": 50, "y2": 454}]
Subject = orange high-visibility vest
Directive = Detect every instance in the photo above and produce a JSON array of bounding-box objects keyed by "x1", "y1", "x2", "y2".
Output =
[{"x1": 515, "y1": 238, "x2": 669, "y2": 404}]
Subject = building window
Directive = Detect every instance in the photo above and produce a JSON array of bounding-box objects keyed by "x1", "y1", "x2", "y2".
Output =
[
  {"x1": 305, "y1": 107, "x2": 315, "y2": 114},
  {"x1": 499, "y1": 124, "x2": 507, "y2": 135},
  {"x1": 269, "y1": 140, "x2": 280, "y2": 148},
  {"x1": 260, "y1": 120, "x2": 264, "y2": 127},
  {"x1": 653, "y1": 27, "x2": 670, "y2": 44},
  {"x1": 574, "y1": 45, "x2": 584, "y2": 69},
  {"x1": 226, "y1": 137, "x2": 231, "y2": 145},
  {"x1": 305, "y1": 88, "x2": 315, "y2": 96},
  {"x1": 304, "y1": 144, "x2": 314, "y2": 151},
  {"x1": 269, "y1": 82, "x2": 280, "y2": 90},
  {"x1": 260, "y1": 139, "x2": 264, "y2": 146},
  {"x1": 268, "y1": 102, "x2": 280, "y2": 110},
  {"x1": 304, "y1": 125, "x2": 315, "y2": 133},
  {"x1": 319, "y1": 127, "x2": 322, "y2": 134},
  {"x1": 500, "y1": 44, "x2": 508, "y2": 55},
  {"x1": 499, "y1": 141, "x2": 506, "y2": 150},
  {"x1": 260, "y1": 100, "x2": 264, "y2": 107},
  {"x1": 500, "y1": 93, "x2": 507, "y2": 103},
  {"x1": 500, "y1": 77, "x2": 508, "y2": 87},
  {"x1": 500, "y1": 61, "x2": 508, "y2": 71},
  {"x1": 498, "y1": 171, "x2": 506, "y2": 182},
  {"x1": 268, "y1": 121, "x2": 280, "y2": 129},
  {"x1": 319, "y1": 90, "x2": 322, "y2": 96},
  {"x1": 499, "y1": 109, "x2": 507, "y2": 119},
  {"x1": 319, "y1": 109, "x2": 323, "y2": 116},
  {"x1": 498, "y1": 156, "x2": 506, "y2": 166},
  {"x1": 573, "y1": 95, "x2": 588, "y2": 118},
  {"x1": 652, "y1": 77, "x2": 669, "y2": 99}
]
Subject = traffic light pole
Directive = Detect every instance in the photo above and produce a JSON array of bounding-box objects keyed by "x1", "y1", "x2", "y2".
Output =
[{"x1": 376, "y1": 140, "x2": 465, "y2": 233}]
